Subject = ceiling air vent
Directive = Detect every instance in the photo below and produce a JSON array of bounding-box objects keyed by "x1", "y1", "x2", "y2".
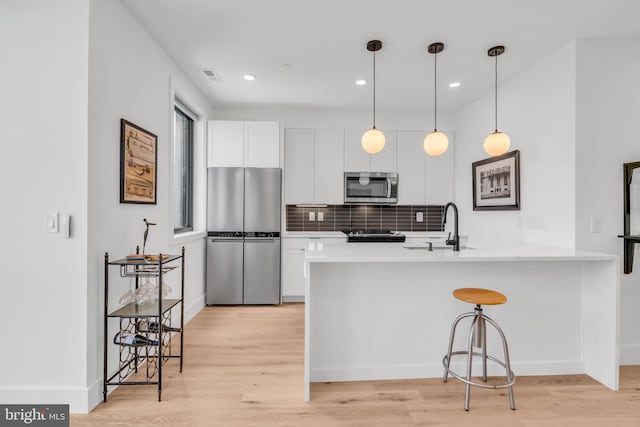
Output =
[{"x1": 202, "y1": 68, "x2": 222, "y2": 83}]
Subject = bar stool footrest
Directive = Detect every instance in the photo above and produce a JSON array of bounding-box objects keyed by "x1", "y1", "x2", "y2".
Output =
[{"x1": 443, "y1": 352, "x2": 516, "y2": 389}]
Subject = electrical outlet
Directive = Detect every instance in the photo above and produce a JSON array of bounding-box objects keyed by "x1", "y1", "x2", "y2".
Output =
[
  {"x1": 309, "y1": 211, "x2": 315, "y2": 221},
  {"x1": 590, "y1": 216, "x2": 602, "y2": 233},
  {"x1": 416, "y1": 212, "x2": 424, "y2": 222},
  {"x1": 318, "y1": 212, "x2": 324, "y2": 222}
]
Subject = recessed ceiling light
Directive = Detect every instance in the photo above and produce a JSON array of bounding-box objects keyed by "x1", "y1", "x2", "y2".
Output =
[
  {"x1": 355, "y1": 79, "x2": 367, "y2": 86},
  {"x1": 243, "y1": 74, "x2": 256, "y2": 81},
  {"x1": 449, "y1": 82, "x2": 461, "y2": 88}
]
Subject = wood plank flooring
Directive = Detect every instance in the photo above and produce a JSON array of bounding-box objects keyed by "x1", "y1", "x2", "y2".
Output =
[{"x1": 73, "y1": 304, "x2": 640, "y2": 426}]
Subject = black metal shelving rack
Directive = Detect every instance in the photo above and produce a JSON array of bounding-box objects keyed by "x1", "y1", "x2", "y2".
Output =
[{"x1": 103, "y1": 247, "x2": 185, "y2": 402}]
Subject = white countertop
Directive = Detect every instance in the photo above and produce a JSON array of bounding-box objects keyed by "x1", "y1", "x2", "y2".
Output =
[
  {"x1": 283, "y1": 232, "x2": 345, "y2": 238},
  {"x1": 305, "y1": 242, "x2": 618, "y2": 263},
  {"x1": 282, "y1": 231, "x2": 451, "y2": 239}
]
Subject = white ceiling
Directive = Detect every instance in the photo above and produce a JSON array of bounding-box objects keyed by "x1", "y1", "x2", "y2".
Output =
[{"x1": 121, "y1": 0, "x2": 640, "y2": 113}]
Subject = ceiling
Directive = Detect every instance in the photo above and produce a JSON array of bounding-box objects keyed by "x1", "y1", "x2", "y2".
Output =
[{"x1": 121, "y1": 0, "x2": 640, "y2": 113}]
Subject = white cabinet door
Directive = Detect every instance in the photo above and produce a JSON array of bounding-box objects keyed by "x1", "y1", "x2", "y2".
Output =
[
  {"x1": 315, "y1": 129, "x2": 344, "y2": 204},
  {"x1": 284, "y1": 129, "x2": 315, "y2": 204},
  {"x1": 397, "y1": 131, "x2": 427, "y2": 205},
  {"x1": 282, "y1": 248, "x2": 306, "y2": 297},
  {"x1": 244, "y1": 121, "x2": 280, "y2": 168},
  {"x1": 344, "y1": 129, "x2": 370, "y2": 172},
  {"x1": 426, "y1": 131, "x2": 455, "y2": 205},
  {"x1": 207, "y1": 121, "x2": 244, "y2": 167},
  {"x1": 370, "y1": 129, "x2": 397, "y2": 172}
]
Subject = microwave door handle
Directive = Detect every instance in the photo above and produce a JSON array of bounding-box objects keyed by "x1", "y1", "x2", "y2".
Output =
[{"x1": 387, "y1": 179, "x2": 391, "y2": 198}]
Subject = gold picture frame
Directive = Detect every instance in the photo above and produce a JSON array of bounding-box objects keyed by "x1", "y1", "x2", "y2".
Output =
[{"x1": 120, "y1": 119, "x2": 158, "y2": 204}]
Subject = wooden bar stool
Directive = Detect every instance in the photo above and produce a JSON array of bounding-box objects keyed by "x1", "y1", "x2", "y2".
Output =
[{"x1": 442, "y1": 288, "x2": 516, "y2": 411}]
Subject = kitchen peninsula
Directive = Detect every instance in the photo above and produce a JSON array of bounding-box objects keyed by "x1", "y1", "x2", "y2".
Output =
[{"x1": 303, "y1": 243, "x2": 619, "y2": 401}]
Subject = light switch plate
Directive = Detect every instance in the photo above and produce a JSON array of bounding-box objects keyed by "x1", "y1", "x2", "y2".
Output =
[
  {"x1": 309, "y1": 211, "x2": 315, "y2": 221},
  {"x1": 46, "y1": 212, "x2": 59, "y2": 233},
  {"x1": 590, "y1": 216, "x2": 602, "y2": 233},
  {"x1": 318, "y1": 212, "x2": 324, "y2": 222},
  {"x1": 61, "y1": 214, "x2": 71, "y2": 238}
]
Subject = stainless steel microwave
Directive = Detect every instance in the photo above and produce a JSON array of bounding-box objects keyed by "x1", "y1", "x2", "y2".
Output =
[{"x1": 344, "y1": 172, "x2": 398, "y2": 204}]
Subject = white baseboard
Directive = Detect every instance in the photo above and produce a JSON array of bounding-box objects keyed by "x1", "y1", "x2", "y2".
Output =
[
  {"x1": 184, "y1": 293, "x2": 206, "y2": 324},
  {"x1": 282, "y1": 295, "x2": 305, "y2": 303},
  {"x1": 311, "y1": 360, "x2": 585, "y2": 383},
  {"x1": 620, "y1": 345, "x2": 640, "y2": 365},
  {"x1": 86, "y1": 379, "x2": 102, "y2": 413},
  {"x1": 0, "y1": 380, "x2": 101, "y2": 414}
]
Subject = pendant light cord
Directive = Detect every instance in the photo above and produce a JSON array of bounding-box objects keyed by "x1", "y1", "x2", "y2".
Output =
[
  {"x1": 434, "y1": 52, "x2": 438, "y2": 131},
  {"x1": 373, "y1": 50, "x2": 376, "y2": 129},
  {"x1": 494, "y1": 54, "x2": 498, "y2": 132}
]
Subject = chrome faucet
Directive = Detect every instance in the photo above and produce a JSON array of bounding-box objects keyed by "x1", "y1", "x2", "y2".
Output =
[{"x1": 442, "y1": 202, "x2": 460, "y2": 251}]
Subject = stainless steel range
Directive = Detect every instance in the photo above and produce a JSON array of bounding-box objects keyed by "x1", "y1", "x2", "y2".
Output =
[{"x1": 343, "y1": 230, "x2": 406, "y2": 243}]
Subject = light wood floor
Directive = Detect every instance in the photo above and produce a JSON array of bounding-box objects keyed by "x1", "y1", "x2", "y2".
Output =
[{"x1": 73, "y1": 304, "x2": 640, "y2": 426}]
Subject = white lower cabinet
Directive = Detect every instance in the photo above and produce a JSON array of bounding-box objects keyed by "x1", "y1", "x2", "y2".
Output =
[
  {"x1": 281, "y1": 237, "x2": 345, "y2": 301},
  {"x1": 282, "y1": 248, "x2": 306, "y2": 300}
]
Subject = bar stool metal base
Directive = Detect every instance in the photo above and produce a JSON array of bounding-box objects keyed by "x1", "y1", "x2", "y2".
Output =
[{"x1": 442, "y1": 305, "x2": 516, "y2": 411}]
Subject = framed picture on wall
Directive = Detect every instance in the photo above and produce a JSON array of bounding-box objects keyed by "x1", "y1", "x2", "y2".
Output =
[
  {"x1": 472, "y1": 150, "x2": 520, "y2": 211},
  {"x1": 120, "y1": 119, "x2": 158, "y2": 204}
]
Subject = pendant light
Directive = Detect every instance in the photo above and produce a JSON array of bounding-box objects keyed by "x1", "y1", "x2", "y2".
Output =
[
  {"x1": 361, "y1": 40, "x2": 385, "y2": 154},
  {"x1": 423, "y1": 42, "x2": 449, "y2": 156},
  {"x1": 484, "y1": 45, "x2": 510, "y2": 156}
]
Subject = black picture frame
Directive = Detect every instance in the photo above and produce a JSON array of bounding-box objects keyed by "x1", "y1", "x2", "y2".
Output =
[
  {"x1": 472, "y1": 150, "x2": 520, "y2": 211},
  {"x1": 120, "y1": 119, "x2": 158, "y2": 204}
]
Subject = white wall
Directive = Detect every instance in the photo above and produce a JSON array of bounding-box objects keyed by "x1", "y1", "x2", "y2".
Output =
[
  {"x1": 575, "y1": 40, "x2": 640, "y2": 363},
  {"x1": 0, "y1": 0, "x2": 91, "y2": 411},
  {"x1": 213, "y1": 105, "x2": 455, "y2": 134},
  {"x1": 87, "y1": 0, "x2": 214, "y2": 411},
  {"x1": 454, "y1": 42, "x2": 576, "y2": 248}
]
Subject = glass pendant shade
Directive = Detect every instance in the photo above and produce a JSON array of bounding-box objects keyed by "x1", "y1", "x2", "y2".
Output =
[
  {"x1": 483, "y1": 131, "x2": 511, "y2": 156},
  {"x1": 361, "y1": 128, "x2": 386, "y2": 154},
  {"x1": 423, "y1": 130, "x2": 448, "y2": 156},
  {"x1": 485, "y1": 45, "x2": 510, "y2": 157},
  {"x1": 425, "y1": 42, "x2": 447, "y2": 156},
  {"x1": 362, "y1": 40, "x2": 384, "y2": 154}
]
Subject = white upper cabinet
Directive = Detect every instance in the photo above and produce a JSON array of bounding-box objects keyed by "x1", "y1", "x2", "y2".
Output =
[
  {"x1": 344, "y1": 129, "x2": 396, "y2": 173},
  {"x1": 426, "y1": 131, "x2": 454, "y2": 205},
  {"x1": 284, "y1": 128, "x2": 345, "y2": 204},
  {"x1": 244, "y1": 121, "x2": 280, "y2": 167},
  {"x1": 344, "y1": 129, "x2": 370, "y2": 172},
  {"x1": 207, "y1": 120, "x2": 279, "y2": 168},
  {"x1": 370, "y1": 129, "x2": 397, "y2": 172},
  {"x1": 397, "y1": 131, "x2": 427, "y2": 205},
  {"x1": 283, "y1": 127, "x2": 454, "y2": 206},
  {"x1": 314, "y1": 129, "x2": 344, "y2": 204},
  {"x1": 207, "y1": 120, "x2": 244, "y2": 167},
  {"x1": 284, "y1": 129, "x2": 315, "y2": 204}
]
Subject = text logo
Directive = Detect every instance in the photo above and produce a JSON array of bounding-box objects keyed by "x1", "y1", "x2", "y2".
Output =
[{"x1": 0, "y1": 405, "x2": 68, "y2": 426}]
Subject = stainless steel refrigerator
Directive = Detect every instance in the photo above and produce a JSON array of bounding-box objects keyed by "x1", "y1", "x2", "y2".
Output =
[{"x1": 206, "y1": 167, "x2": 281, "y2": 305}]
